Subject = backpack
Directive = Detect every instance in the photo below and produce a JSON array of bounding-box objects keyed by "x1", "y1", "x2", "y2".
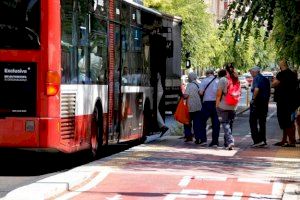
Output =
[{"x1": 224, "y1": 75, "x2": 241, "y2": 106}]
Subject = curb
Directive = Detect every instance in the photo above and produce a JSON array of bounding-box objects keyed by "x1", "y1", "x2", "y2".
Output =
[
  {"x1": 236, "y1": 106, "x2": 250, "y2": 115},
  {"x1": 2, "y1": 165, "x2": 108, "y2": 200}
]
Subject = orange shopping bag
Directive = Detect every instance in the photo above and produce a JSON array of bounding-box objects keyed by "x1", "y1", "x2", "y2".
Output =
[{"x1": 174, "y1": 98, "x2": 190, "y2": 124}]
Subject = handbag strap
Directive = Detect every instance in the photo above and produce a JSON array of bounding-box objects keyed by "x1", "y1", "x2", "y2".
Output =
[
  {"x1": 203, "y1": 76, "x2": 217, "y2": 97},
  {"x1": 192, "y1": 82, "x2": 199, "y2": 89}
]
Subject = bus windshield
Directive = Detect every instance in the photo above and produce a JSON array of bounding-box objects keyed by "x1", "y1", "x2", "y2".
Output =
[{"x1": 0, "y1": 0, "x2": 40, "y2": 49}]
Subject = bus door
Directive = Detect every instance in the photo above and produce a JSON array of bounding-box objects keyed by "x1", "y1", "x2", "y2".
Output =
[
  {"x1": 108, "y1": 23, "x2": 121, "y2": 144},
  {"x1": 118, "y1": 24, "x2": 144, "y2": 141}
]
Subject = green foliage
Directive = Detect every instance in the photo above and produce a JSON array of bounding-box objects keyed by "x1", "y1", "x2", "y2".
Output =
[
  {"x1": 145, "y1": 0, "x2": 276, "y2": 72},
  {"x1": 145, "y1": 0, "x2": 223, "y2": 69},
  {"x1": 222, "y1": 0, "x2": 300, "y2": 66}
]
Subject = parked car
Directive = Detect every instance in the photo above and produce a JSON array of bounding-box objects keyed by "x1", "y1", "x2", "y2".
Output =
[
  {"x1": 239, "y1": 76, "x2": 249, "y2": 89},
  {"x1": 242, "y1": 72, "x2": 253, "y2": 87}
]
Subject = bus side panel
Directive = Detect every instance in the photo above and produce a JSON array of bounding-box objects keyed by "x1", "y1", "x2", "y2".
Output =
[
  {"x1": 58, "y1": 85, "x2": 108, "y2": 152},
  {"x1": 39, "y1": 0, "x2": 61, "y2": 118},
  {"x1": 29, "y1": 0, "x2": 62, "y2": 150}
]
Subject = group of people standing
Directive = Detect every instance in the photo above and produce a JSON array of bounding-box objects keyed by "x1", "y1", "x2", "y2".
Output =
[
  {"x1": 181, "y1": 59, "x2": 300, "y2": 150},
  {"x1": 182, "y1": 63, "x2": 239, "y2": 150}
]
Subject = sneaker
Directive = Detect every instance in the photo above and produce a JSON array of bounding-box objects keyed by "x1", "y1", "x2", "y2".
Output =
[
  {"x1": 159, "y1": 126, "x2": 169, "y2": 137},
  {"x1": 260, "y1": 142, "x2": 268, "y2": 147},
  {"x1": 199, "y1": 141, "x2": 207, "y2": 146},
  {"x1": 209, "y1": 143, "x2": 219, "y2": 147},
  {"x1": 281, "y1": 143, "x2": 296, "y2": 147},
  {"x1": 228, "y1": 143, "x2": 234, "y2": 150},
  {"x1": 184, "y1": 136, "x2": 193, "y2": 142},
  {"x1": 251, "y1": 141, "x2": 265, "y2": 148}
]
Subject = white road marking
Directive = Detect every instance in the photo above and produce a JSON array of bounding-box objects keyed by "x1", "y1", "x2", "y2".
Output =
[
  {"x1": 164, "y1": 190, "x2": 209, "y2": 200},
  {"x1": 56, "y1": 169, "x2": 111, "y2": 200},
  {"x1": 272, "y1": 181, "x2": 284, "y2": 197},
  {"x1": 106, "y1": 195, "x2": 122, "y2": 200},
  {"x1": 249, "y1": 193, "x2": 277, "y2": 199},
  {"x1": 232, "y1": 192, "x2": 243, "y2": 200},
  {"x1": 178, "y1": 176, "x2": 192, "y2": 187},
  {"x1": 213, "y1": 191, "x2": 225, "y2": 199}
]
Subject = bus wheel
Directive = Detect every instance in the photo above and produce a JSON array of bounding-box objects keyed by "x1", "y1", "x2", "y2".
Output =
[{"x1": 91, "y1": 105, "x2": 102, "y2": 157}]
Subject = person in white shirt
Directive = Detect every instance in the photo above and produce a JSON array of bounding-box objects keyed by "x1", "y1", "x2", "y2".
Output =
[{"x1": 199, "y1": 69, "x2": 220, "y2": 147}]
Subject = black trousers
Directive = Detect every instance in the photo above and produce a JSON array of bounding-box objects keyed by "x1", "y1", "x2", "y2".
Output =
[{"x1": 249, "y1": 101, "x2": 268, "y2": 144}]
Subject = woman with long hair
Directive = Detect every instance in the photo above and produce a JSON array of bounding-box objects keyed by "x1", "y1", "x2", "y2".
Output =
[{"x1": 216, "y1": 63, "x2": 241, "y2": 150}]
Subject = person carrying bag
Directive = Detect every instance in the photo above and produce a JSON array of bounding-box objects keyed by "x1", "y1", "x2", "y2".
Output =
[{"x1": 174, "y1": 98, "x2": 190, "y2": 125}]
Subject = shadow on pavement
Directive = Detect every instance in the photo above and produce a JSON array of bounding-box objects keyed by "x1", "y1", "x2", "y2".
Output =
[{"x1": 0, "y1": 143, "x2": 134, "y2": 176}]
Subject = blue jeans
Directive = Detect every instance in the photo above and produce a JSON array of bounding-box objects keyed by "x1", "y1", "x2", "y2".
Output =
[
  {"x1": 200, "y1": 101, "x2": 220, "y2": 145},
  {"x1": 184, "y1": 111, "x2": 202, "y2": 140},
  {"x1": 217, "y1": 108, "x2": 236, "y2": 147}
]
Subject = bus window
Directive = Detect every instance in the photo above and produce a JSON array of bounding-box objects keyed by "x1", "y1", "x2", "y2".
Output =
[
  {"x1": 61, "y1": 0, "x2": 91, "y2": 84},
  {"x1": 92, "y1": 0, "x2": 108, "y2": 17},
  {"x1": 130, "y1": 27, "x2": 142, "y2": 86},
  {"x1": 0, "y1": 0, "x2": 40, "y2": 49},
  {"x1": 90, "y1": 17, "x2": 108, "y2": 84},
  {"x1": 61, "y1": 0, "x2": 74, "y2": 83},
  {"x1": 121, "y1": 2, "x2": 130, "y2": 25},
  {"x1": 114, "y1": 0, "x2": 121, "y2": 22}
]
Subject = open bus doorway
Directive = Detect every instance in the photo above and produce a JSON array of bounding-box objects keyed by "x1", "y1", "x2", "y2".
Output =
[{"x1": 150, "y1": 34, "x2": 167, "y2": 133}]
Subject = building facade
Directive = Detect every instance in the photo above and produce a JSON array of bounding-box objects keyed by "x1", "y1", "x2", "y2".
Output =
[{"x1": 204, "y1": 0, "x2": 234, "y2": 23}]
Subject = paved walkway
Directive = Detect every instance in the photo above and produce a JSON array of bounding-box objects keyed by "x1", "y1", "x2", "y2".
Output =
[{"x1": 3, "y1": 105, "x2": 300, "y2": 200}]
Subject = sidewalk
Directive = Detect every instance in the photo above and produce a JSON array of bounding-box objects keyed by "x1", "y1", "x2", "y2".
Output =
[{"x1": 3, "y1": 105, "x2": 300, "y2": 200}]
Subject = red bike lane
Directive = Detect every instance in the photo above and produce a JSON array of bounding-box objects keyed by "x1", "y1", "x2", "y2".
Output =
[
  {"x1": 54, "y1": 138, "x2": 289, "y2": 200},
  {"x1": 56, "y1": 170, "x2": 282, "y2": 200}
]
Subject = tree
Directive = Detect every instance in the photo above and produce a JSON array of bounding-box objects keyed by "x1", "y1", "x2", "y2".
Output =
[
  {"x1": 222, "y1": 0, "x2": 300, "y2": 66},
  {"x1": 145, "y1": 0, "x2": 276, "y2": 72}
]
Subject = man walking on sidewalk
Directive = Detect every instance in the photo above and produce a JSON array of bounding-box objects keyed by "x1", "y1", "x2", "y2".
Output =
[{"x1": 249, "y1": 66, "x2": 270, "y2": 147}]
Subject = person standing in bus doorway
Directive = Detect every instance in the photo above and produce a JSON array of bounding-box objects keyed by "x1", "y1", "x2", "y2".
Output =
[
  {"x1": 157, "y1": 73, "x2": 169, "y2": 137},
  {"x1": 272, "y1": 59, "x2": 298, "y2": 147},
  {"x1": 199, "y1": 69, "x2": 220, "y2": 147},
  {"x1": 248, "y1": 66, "x2": 270, "y2": 147},
  {"x1": 183, "y1": 72, "x2": 203, "y2": 145},
  {"x1": 216, "y1": 63, "x2": 241, "y2": 150}
]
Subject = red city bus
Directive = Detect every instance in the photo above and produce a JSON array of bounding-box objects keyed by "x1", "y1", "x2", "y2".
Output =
[{"x1": 0, "y1": 0, "x2": 181, "y2": 155}]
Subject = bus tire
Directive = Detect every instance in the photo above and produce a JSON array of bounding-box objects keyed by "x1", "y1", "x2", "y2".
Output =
[{"x1": 90, "y1": 104, "x2": 103, "y2": 158}]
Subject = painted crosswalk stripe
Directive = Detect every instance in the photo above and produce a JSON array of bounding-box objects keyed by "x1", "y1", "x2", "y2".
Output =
[{"x1": 178, "y1": 176, "x2": 192, "y2": 187}]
